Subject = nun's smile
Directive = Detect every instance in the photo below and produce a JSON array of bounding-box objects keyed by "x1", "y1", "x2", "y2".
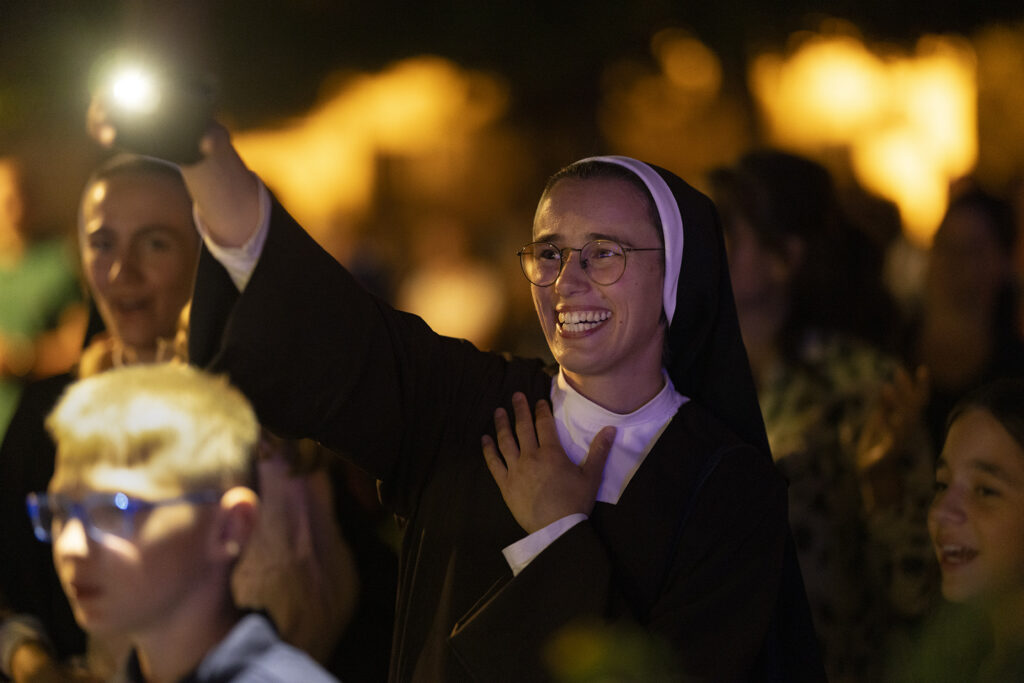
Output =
[{"x1": 557, "y1": 308, "x2": 612, "y2": 335}]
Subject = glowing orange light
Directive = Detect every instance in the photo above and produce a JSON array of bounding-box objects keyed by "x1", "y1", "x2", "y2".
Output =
[
  {"x1": 232, "y1": 57, "x2": 507, "y2": 239},
  {"x1": 750, "y1": 32, "x2": 977, "y2": 246},
  {"x1": 599, "y1": 31, "x2": 746, "y2": 179},
  {"x1": 896, "y1": 41, "x2": 977, "y2": 178},
  {"x1": 230, "y1": 57, "x2": 511, "y2": 344},
  {"x1": 398, "y1": 265, "x2": 505, "y2": 348},
  {"x1": 751, "y1": 36, "x2": 888, "y2": 147},
  {"x1": 851, "y1": 132, "x2": 949, "y2": 246},
  {"x1": 654, "y1": 29, "x2": 722, "y2": 94},
  {"x1": 973, "y1": 25, "x2": 1024, "y2": 190}
]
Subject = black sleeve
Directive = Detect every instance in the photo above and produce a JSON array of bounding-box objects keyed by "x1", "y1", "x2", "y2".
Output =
[
  {"x1": 187, "y1": 196, "x2": 520, "y2": 517},
  {"x1": 450, "y1": 444, "x2": 790, "y2": 682}
]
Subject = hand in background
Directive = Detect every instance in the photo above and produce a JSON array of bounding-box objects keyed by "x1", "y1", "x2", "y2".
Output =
[{"x1": 856, "y1": 364, "x2": 930, "y2": 510}]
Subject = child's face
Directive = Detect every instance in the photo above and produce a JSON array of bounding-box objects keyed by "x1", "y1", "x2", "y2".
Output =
[
  {"x1": 929, "y1": 408, "x2": 1024, "y2": 605},
  {"x1": 49, "y1": 463, "x2": 218, "y2": 638}
]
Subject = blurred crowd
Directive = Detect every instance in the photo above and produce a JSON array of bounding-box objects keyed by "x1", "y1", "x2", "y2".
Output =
[{"x1": 0, "y1": 137, "x2": 1022, "y2": 682}]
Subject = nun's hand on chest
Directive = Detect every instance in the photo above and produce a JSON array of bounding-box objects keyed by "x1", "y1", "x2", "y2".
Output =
[{"x1": 481, "y1": 391, "x2": 616, "y2": 534}]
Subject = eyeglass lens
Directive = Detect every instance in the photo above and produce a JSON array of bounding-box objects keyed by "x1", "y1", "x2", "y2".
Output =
[
  {"x1": 520, "y1": 240, "x2": 626, "y2": 286},
  {"x1": 27, "y1": 493, "x2": 134, "y2": 542},
  {"x1": 26, "y1": 490, "x2": 220, "y2": 543}
]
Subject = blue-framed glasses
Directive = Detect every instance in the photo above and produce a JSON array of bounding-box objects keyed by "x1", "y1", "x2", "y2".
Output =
[{"x1": 25, "y1": 490, "x2": 222, "y2": 544}]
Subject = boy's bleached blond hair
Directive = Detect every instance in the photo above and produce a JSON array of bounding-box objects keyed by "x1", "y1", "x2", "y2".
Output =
[{"x1": 46, "y1": 363, "x2": 259, "y2": 491}]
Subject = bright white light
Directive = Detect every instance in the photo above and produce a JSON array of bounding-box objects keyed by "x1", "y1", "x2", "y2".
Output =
[{"x1": 110, "y1": 68, "x2": 160, "y2": 114}]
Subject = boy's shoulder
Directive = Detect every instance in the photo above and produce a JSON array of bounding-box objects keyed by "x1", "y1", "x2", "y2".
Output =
[
  {"x1": 200, "y1": 612, "x2": 339, "y2": 683},
  {"x1": 121, "y1": 613, "x2": 340, "y2": 683}
]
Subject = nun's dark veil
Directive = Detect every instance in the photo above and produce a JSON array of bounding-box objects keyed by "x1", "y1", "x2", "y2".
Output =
[
  {"x1": 576, "y1": 155, "x2": 825, "y2": 681},
  {"x1": 576, "y1": 156, "x2": 768, "y2": 457}
]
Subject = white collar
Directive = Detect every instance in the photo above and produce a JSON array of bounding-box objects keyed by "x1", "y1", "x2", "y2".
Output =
[{"x1": 551, "y1": 368, "x2": 687, "y2": 503}]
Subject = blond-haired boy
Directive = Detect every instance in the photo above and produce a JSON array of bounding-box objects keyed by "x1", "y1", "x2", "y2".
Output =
[{"x1": 28, "y1": 363, "x2": 338, "y2": 682}]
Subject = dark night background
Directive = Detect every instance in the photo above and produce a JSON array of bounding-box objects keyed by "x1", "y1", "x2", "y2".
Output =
[
  {"x1": 2, "y1": 0, "x2": 1023, "y2": 260},
  {"x1": 2, "y1": 0, "x2": 1022, "y2": 141}
]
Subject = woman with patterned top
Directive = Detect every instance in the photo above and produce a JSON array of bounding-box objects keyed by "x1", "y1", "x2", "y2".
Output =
[{"x1": 710, "y1": 150, "x2": 939, "y2": 683}]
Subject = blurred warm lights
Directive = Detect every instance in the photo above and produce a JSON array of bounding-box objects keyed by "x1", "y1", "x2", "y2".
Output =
[
  {"x1": 852, "y1": 132, "x2": 950, "y2": 240},
  {"x1": 654, "y1": 29, "x2": 722, "y2": 94},
  {"x1": 973, "y1": 24, "x2": 1024, "y2": 192},
  {"x1": 603, "y1": 22, "x2": 995, "y2": 249},
  {"x1": 752, "y1": 32, "x2": 977, "y2": 246},
  {"x1": 230, "y1": 57, "x2": 512, "y2": 348},
  {"x1": 900, "y1": 44, "x2": 977, "y2": 175},
  {"x1": 0, "y1": 158, "x2": 26, "y2": 239},
  {"x1": 751, "y1": 36, "x2": 889, "y2": 146},
  {"x1": 232, "y1": 57, "x2": 508, "y2": 238},
  {"x1": 600, "y1": 29, "x2": 749, "y2": 180},
  {"x1": 398, "y1": 264, "x2": 505, "y2": 348}
]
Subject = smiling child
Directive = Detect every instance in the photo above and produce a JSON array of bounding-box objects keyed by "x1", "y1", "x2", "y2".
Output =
[{"x1": 927, "y1": 378, "x2": 1024, "y2": 681}]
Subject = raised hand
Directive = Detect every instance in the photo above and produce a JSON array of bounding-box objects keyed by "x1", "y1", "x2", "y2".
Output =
[
  {"x1": 856, "y1": 364, "x2": 929, "y2": 474},
  {"x1": 856, "y1": 364, "x2": 930, "y2": 511},
  {"x1": 85, "y1": 95, "x2": 115, "y2": 149},
  {"x1": 482, "y1": 392, "x2": 616, "y2": 534},
  {"x1": 87, "y1": 89, "x2": 260, "y2": 249}
]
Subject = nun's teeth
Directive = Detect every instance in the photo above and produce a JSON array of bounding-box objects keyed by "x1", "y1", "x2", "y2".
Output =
[
  {"x1": 558, "y1": 310, "x2": 611, "y2": 332},
  {"x1": 558, "y1": 310, "x2": 610, "y2": 324}
]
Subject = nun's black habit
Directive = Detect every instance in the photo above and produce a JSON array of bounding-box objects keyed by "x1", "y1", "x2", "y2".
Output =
[{"x1": 189, "y1": 157, "x2": 824, "y2": 682}]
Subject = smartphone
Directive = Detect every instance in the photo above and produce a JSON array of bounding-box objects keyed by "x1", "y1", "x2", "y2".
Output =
[{"x1": 105, "y1": 67, "x2": 215, "y2": 164}]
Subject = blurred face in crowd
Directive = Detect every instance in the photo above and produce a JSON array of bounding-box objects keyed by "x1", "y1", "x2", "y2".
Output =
[
  {"x1": 720, "y1": 216, "x2": 802, "y2": 374},
  {"x1": 49, "y1": 463, "x2": 217, "y2": 638},
  {"x1": 723, "y1": 217, "x2": 796, "y2": 318},
  {"x1": 929, "y1": 408, "x2": 1024, "y2": 606},
  {"x1": 927, "y1": 205, "x2": 1009, "y2": 313},
  {"x1": 530, "y1": 177, "x2": 666, "y2": 394},
  {"x1": 80, "y1": 171, "x2": 198, "y2": 356}
]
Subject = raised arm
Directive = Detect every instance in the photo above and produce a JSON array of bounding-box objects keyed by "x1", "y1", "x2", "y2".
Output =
[{"x1": 181, "y1": 125, "x2": 261, "y2": 248}]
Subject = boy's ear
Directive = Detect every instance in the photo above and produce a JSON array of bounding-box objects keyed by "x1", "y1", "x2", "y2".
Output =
[{"x1": 209, "y1": 486, "x2": 259, "y2": 562}]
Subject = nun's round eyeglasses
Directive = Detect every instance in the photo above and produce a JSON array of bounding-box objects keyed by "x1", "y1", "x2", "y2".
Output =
[{"x1": 516, "y1": 239, "x2": 663, "y2": 287}]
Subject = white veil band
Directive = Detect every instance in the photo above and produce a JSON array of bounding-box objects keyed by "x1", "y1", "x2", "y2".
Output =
[{"x1": 576, "y1": 156, "x2": 684, "y2": 325}]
